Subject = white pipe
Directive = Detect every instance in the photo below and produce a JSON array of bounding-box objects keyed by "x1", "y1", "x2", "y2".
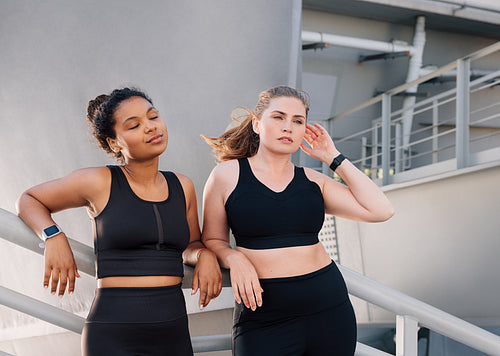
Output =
[
  {"x1": 301, "y1": 30, "x2": 415, "y2": 54},
  {"x1": 288, "y1": 0, "x2": 302, "y2": 88},
  {"x1": 401, "y1": 16, "x2": 426, "y2": 152}
]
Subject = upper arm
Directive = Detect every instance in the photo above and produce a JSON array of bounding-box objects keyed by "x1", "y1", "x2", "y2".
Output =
[
  {"x1": 304, "y1": 168, "x2": 375, "y2": 222},
  {"x1": 19, "y1": 167, "x2": 110, "y2": 214},
  {"x1": 176, "y1": 173, "x2": 201, "y2": 242},
  {"x1": 201, "y1": 161, "x2": 238, "y2": 245}
]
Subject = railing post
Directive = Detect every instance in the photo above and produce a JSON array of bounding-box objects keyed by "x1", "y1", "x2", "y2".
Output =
[
  {"x1": 432, "y1": 99, "x2": 439, "y2": 164},
  {"x1": 371, "y1": 122, "x2": 379, "y2": 180},
  {"x1": 456, "y1": 58, "x2": 470, "y2": 169},
  {"x1": 381, "y1": 94, "x2": 391, "y2": 185},
  {"x1": 361, "y1": 136, "x2": 367, "y2": 172},
  {"x1": 321, "y1": 120, "x2": 331, "y2": 176},
  {"x1": 396, "y1": 315, "x2": 419, "y2": 356},
  {"x1": 395, "y1": 122, "x2": 402, "y2": 174}
]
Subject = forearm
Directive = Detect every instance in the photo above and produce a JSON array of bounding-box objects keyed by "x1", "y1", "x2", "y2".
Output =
[
  {"x1": 183, "y1": 240, "x2": 208, "y2": 266},
  {"x1": 335, "y1": 160, "x2": 394, "y2": 220},
  {"x1": 203, "y1": 238, "x2": 243, "y2": 270},
  {"x1": 17, "y1": 193, "x2": 60, "y2": 239}
]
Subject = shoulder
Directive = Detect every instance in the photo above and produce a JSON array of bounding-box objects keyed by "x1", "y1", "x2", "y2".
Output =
[
  {"x1": 72, "y1": 166, "x2": 111, "y2": 180},
  {"x1": 57, "y1": 166, "x2": 111, "y2": 190},
  {"x1": 172, "y1": 172, "x2": 195, "y2": 193},
  {"x1": 302, "y1": 167, "x2": 326, "y2": 186},
  {"x1": 204, "y1": 159, "x2": 240, "y2": 201},
  {"x1": 210, "y1": 159, "x2": 239, "y2": 181}
]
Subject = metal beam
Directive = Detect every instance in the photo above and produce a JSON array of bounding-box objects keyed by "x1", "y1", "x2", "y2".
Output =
[
  {"x1": 381, "y1": 94, "x2": 391, "y2": 185},
  {"x1": 339, "y1": 265, "x2": 500, "y2": 355},
  {"x1": 396, "y1": 315, "x2": 419, "y2": 356},
  {"x1": 0, "y1": 208, "x2": 231, "y2": 289},
  {"x1": 0, "y1": 286, "x2": 85, "y2": 334},
  {"x1": 456, "y1": 58, "x2": 471, "y2": 169},
  {"x1": 359, "y1": 50, "x2": 410, "y2": 63}
]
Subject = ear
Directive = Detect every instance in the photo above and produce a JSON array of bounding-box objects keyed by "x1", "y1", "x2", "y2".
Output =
[
  {"x1": 252, "y1": 116, "x2": 260, "y2": 134},
  {"x1": 106, "y1": 137, "x2": 121, "y2": 154}
]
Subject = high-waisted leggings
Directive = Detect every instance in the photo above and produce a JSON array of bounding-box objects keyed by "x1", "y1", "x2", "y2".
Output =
[
  {"x1": 233, "y1": 261, "x2": 357, "y2": 356},
  {"x1": 82, "y1": 284, "x2": 193, "y2": 356}
]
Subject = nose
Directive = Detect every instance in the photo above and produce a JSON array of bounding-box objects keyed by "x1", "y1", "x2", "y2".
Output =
[
  {"x1": 282, "y1": 119, "x2": 292, "y2": 133},
  {"x1": 144, "y1": 119, "x2": 156, "y2": 132}
]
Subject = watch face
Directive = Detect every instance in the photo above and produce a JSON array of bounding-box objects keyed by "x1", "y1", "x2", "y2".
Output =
[{"x1": 44, "y1": 225, "x2": 60, "y2": 237}]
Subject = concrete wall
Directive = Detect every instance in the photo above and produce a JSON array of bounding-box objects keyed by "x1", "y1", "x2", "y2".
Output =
[
  {"x1": 337, "y1": 162, "x2": 500, "y2": 325},
  {"x1": 301, "y1": 10, "x2": 500, "y2": 167},
  {"x1": 0, "y1": 1, "x2": 299, "y2": 354}
]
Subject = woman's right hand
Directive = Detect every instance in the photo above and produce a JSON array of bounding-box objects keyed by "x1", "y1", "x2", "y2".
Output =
[
  {"x1": 227, "y1": 252, "x2": 263, "y2": 311},
  {"x1": 43, "y1": 234, "x2": 80, "y2": 297}
]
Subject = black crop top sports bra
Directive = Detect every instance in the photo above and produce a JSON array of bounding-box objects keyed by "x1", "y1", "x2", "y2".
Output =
[
  {"x1": 92, "y1": 166, "x2": 190, "y2": 278},
  {"x1": 224, "y1": 158, "x2": 325, "y2": 250}
]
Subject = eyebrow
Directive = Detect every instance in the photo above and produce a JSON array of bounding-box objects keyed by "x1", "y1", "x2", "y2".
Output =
[
  {"x1": 122, "y1": 106, "x2": 157, "y2": 125},
  {"x1": 271, "y1": 110, "x2": 306, "y2": 119}
]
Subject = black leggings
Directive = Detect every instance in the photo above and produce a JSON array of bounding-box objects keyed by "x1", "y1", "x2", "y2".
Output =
[
  {"x1": 233, "y1": 262, "x2": 357, "y2": 356},
  {"x1": 82, "y1": 284, "x2": 193, "y2": 356}
]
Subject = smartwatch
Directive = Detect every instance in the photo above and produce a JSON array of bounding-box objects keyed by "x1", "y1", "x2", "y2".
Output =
[
  {"x1": 42, "y1": 224, "x2": 63, "y2": 242},
  {"x1": 329, "y1": 153, "x2": 347, "y2": 172}
]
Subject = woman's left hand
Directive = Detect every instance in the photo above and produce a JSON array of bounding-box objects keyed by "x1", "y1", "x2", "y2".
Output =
[
  {"x1": 192, "y1": 250, "x2": 222, "y2": 310},
  {"x1": 300, "y1": 123, "x2": 339, "y2": 165}
]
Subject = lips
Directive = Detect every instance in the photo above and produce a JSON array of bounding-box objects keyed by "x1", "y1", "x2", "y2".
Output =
[
  {"x1": 147, "y1": 133, "x2": 163, "y2": 143},
  {"x1": 278, "y1": 136, "x2": 293, "y2": 143}
]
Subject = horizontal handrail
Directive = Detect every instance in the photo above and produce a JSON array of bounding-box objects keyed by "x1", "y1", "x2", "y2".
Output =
[
  {"x1": 0, "y1": 208, "x2": 231, "y2": 289},
  {"x1": 0, "y1": 285, "x2": 388, "y2": 355},
  {"x1": 3, "y1": 208, "x2": 500, "y2": 354},
  {"x1": 0, "y1": 285, "x2": 85, "y2": 334},
  {"x1": 339, "y1": 265, "x2": 500, "y2": 355}
]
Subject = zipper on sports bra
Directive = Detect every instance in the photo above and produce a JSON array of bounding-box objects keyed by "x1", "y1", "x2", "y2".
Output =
[{"x1": 153, "y1": 204, "x2": 164, "y2": 250}]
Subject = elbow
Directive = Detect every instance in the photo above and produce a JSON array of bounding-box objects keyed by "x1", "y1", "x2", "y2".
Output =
[
  {"x1": 375, "y1": 205, "x2": 395, "y2": 222},
  {"x1": 16, "y1": 191, "x2": 31, "y2": 216}
]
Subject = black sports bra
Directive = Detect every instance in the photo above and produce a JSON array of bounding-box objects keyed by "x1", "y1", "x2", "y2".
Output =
[
  {"x1": 224, "y1": 158, "x2": 324, "y2": 250},
  {"x1": 92, "y1": 166, "x2": 190, "y2": 278}
]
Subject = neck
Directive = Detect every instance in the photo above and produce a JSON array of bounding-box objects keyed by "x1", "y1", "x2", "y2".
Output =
[
  {"x1": 121, "y1": 157, "x2": 160, "y2": 184},
  {"x1": 250, "y1": 147, "x2": 293, "y2": 174}
]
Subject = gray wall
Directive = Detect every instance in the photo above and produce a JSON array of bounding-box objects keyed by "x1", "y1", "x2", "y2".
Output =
[{"x1": 0, "y1": 0, "x2": 299, "y2": 351}]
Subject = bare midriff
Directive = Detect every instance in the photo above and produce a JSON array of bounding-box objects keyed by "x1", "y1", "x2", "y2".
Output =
[
  {"x1": 97, "y1": 275, "x2": 183, "y2": 288},
  {"x1": 237, "y1": 242, "x2": 332, "y2": 279}
]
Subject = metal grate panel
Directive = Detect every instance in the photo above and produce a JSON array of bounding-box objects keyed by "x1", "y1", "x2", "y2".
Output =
[{"x1": 318, "y1": 215, "x2": 340, "y2": 263}]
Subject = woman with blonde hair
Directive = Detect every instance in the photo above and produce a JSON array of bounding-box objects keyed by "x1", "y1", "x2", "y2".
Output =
[{"x1": 202, "y1": 85, "x2": 394, "y2": 355}]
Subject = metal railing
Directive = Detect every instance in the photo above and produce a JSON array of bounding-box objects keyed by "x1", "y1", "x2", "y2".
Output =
[
  {"x1": 2, "y1": 208, "x2": 500, "y2": 355},
  {"x1": 325, "y1": 41, "x2": 500, "y2": 185},
  {"x1": 0, "y1": 208, "x2": 384, "y2": 355}
]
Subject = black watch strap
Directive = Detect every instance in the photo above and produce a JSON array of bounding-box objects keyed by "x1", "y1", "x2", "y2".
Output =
[{"x1": 329, "y1": 153, "x2": 346, "y2": 172}]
